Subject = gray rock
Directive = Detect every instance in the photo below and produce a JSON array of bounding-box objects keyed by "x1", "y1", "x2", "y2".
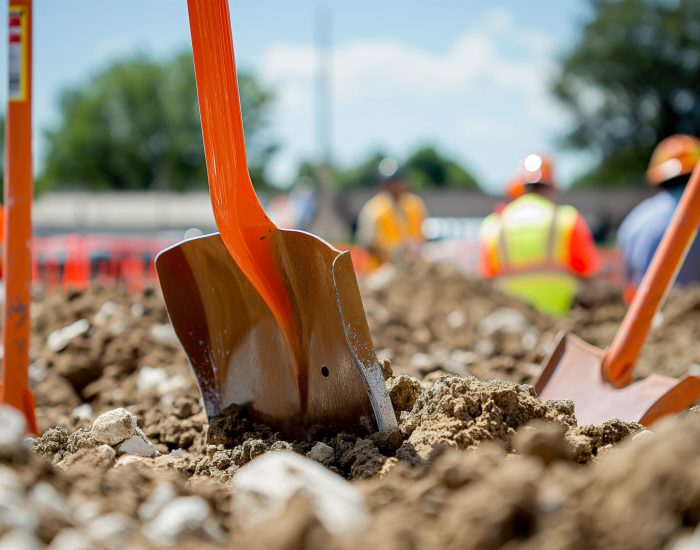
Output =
[
  {"x1": 306, "y1": 442, "x2": 334, "y2": 465},
  {"x1": 71, "y1": 404, "x2": 93, "y2": 422},
  {"x1": 233, "y1": 451, "x2": 368, "y2": 535},
  {"x1": 47, "y1": 319, "x2": 90, "y2": 352},
  {"x1": 86, "y1": 513, "x2": 136, "y2": 548},
  {"x1": 28, "y1": 482, "x2": 70, "y2": 523},
  {"x1": 477, "y1": 307, "x2": 530, "y2": 336},
  {"x1": 139, "y1": 483, "x2": 177, "y2": 522},
  {"x1": 47, "y1": 529, "x2": 93, "y2": 550},
  {"x1": 91, "y1": 408, "x2": 136, "y2": 446},
  {"x1": 0, "y1": 530, "x2": 43, "y2": 550},
  {"x1": 117, "y1": 427, "x2": 157, "y2": 457},
  {"x1": 144, "y1": 496, "x2": 217, "y2": 545},
  {"x1": 0, "y1": 406, "x2": 26, "y2": 456},
  {"x1": 96, "y1": 444, "x2": 116, "y2": 461}
]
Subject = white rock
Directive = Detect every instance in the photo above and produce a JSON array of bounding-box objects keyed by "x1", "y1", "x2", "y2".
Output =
[
  {"x1": 139, "y1": 483, "x2": 177, "y2": 521},
  {"x1": 47, "y1": 319, "x2": 90, "y2": 352},
  {"x1": 48, "y1": 528, "x2": 93, "y2": 550},
  {"x1": 131, "y1": 303, "x2": 145, "y2": 317},
  {"x1": 28, "y1": 482, "x2": 70, "y2": 522},
  {"x1": 85, "y1": 513, "x2": 136, "y2": 546},
  {"x1": 233, "y1": 451, "x2": 368, "y2": 535},
  {"x1": 446, "y1": 310, "x2": 466, "y2": 329},
  {"x1": 71, "y1": 404, "x2": 93, "y2": 422},
  {"x1": 93, "y1": 301, "x2": 117, "y2": 327},
  {"x1": 672, "y1": 524, "x2": 700, "y2": 550},
  {"x1": 144, "y1": 496, "x2": 213, "y2": 545},
  {"x1": 28, "y1": 360, "x2": 48, "y2": 383},
  {"x1": 150, "y1": 323, "x2": 179, "y2": 346},
  {"x1": 72, "y1": 501, "x2": 102, "y2": 523},
  {"x1": 477, "y1": 308, "x2": 530, "y2": 336},
  {"x1": 137, "y1": 366, "x2": 168, "y2": 392},
  {"x1": 91, "y1": 408, "x2": 136, "y2": 446},
  {"x1": 114, "y1": 455, "x2": 144, "y2": 468},
  {"x1": 96, "y1": 444, "x2": 116, "y2": 461},
  {"x1": 0, "y1": 466, "x2": 34, "y2": 533},
  {"x1": 0, "y1": 406, "x2": 26, "y2": 455},
  {"x1": 306, "y1": 442, "x2": 334, "y2": 465},
  {"x1": 118, "y1": 428, "x2": 157, "y2": 457},
  {"x1": 0, "y1": 530, "x2": 43, "y2": 550}
]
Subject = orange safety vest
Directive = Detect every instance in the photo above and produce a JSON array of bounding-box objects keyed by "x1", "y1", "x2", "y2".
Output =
[
  {"x1": 356, "y1": 191, "x2": 426, "y2": 265},
  {"x1": 479, "y1": 194, "x2": 581, "y2": 316}
]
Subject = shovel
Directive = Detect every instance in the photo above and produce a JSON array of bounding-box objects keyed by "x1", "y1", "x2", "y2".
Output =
[
  {"x1": 156, "y1": 0, "x2": 396, "y2": 439},
  {"x1": 535, "y1": 162, "x2": 700, "y2": 426}
]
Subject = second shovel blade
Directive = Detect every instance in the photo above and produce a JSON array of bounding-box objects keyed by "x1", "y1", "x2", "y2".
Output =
[
  {"x1": 535, "y1": 332, "x2": 700, "y2": 426},
  {"x1": 156, "y1": 231, "x2": 396, "y2": 439}
]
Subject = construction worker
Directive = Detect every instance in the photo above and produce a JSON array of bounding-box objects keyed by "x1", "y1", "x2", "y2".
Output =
[
  {"x1": 479, "y1": 154, "x2": 600, "y2": 316},
  {"x1": 618, "y1": 134, "x2": 700, "y2": 299},
  {"x1": 356, "y1": 161, "x2": 427, "y2": 267}
]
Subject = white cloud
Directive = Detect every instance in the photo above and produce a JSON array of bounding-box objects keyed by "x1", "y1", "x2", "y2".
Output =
[{"x1": 258, "y1": 7, "x2": 584, "y2": 190}]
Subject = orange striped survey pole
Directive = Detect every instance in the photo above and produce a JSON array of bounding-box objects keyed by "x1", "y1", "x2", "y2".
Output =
[{"x1": 1, "y1": 0, "x2": 36, "y2": 433}]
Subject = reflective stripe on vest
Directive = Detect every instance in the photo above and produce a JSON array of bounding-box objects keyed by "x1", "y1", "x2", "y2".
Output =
[{"x1": 492, "y1": 194, "x2": 578, "y2": 276}]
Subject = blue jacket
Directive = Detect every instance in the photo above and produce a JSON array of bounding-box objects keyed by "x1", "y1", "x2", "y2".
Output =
[{"x1": 618, "y1": 188, "x2": 700, "y2": 286}]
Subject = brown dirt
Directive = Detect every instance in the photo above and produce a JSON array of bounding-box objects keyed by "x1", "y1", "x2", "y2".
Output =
[{"x1": 4, "y1": 262, "x2": 700, "y2": 548}]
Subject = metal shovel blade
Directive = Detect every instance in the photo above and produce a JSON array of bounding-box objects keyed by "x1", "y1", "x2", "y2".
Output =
[
  {"x1": 156, "y1": 231, "x2": 397, "y2": 439},
  {"x1": 535, "y1": 332, "x2": 700, "y2": 426}
]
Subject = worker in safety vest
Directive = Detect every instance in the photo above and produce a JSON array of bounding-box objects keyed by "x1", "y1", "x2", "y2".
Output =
[
  {"x1": 618, "y1": 135, "x2": 700, "y2": 300},
  {"x1": 479, "y1": 154, "x2": 600, "y2": 316},
  {"x1": 356, "y1": 161, "x2": 427, "y2": 267}
]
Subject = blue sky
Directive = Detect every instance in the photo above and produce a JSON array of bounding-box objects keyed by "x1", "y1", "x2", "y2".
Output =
[{"x1": 0, "y1": 1, "x2": 595, "y2": 192}]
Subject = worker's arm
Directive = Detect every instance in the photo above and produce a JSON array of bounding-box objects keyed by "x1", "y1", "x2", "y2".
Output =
[
  {"x1": 479, "y1": 215, "x2": 501, "y2": 277},
  {"x1": 567, "y1": 213, "x2": 601, "y2": 277}
]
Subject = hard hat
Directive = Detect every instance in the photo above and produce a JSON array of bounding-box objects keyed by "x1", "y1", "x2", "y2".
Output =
[
  {"x1": 646, "y1": 134, "x2": 700, "y2": 186},
  {"x1": 520, "y1": 153, "x2": 555, "y2": 188},
  {"x1": 505, "y1": 177, "x2": 525, "y2": 200}
]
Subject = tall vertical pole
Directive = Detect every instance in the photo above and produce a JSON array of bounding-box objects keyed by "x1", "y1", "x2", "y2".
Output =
[{"x1": 1, "y1": 0, "x2": 36, "y2": 433}]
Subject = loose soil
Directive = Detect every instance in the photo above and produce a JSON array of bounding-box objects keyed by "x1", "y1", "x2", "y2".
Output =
[{"x1": 5, "y1": 262, "x2": 700, "y2": 549}]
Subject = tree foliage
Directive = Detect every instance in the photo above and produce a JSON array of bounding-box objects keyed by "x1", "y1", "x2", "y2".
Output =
[
  {"x1": 300, "y1": 146, "x2": 479, "y2": 190},
  {"x1": 554, "y1": 0, "x2": 700, "y2": 187},
  {"x1": 40, "y1": 53, "x2": 276, "y2": 192}
]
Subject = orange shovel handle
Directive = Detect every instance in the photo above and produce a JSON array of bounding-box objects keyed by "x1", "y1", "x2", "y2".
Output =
[
  {"x1": 1, "y1": 0, "x2": 37, "y2": 433},
  {"x1": 186, "y1": 0, "x2": 296, "y2": 339},
  {"x1": 602, "y1": 161, "x2": 700, "y2": 386}
]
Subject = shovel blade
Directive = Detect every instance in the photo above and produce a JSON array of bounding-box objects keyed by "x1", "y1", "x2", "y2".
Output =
[
  {"x1": 156, "y1": 231, "x2": 396, "y2": 439},
  {"x1": 535, "y1": 332, "x2": 700, "y2": 426}
]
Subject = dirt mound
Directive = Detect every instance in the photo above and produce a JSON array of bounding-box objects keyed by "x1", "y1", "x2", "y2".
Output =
[{"x1": 5, "y1": 264, "x2": 700, "y2": 548}]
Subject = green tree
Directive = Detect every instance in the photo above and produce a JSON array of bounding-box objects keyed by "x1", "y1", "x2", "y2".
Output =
[
  {"x1": 312, "y1": 147, "x2": 479, "y2": 190},
  {"x1": 403, "y1": 146, "x2": 478, "y2": 189},
  {"x1": 40, "y1": 53, "x2": 277, "y2": 192},
  {"x1": 554, "y1": 0, "x2": 700, "y2": 187}
]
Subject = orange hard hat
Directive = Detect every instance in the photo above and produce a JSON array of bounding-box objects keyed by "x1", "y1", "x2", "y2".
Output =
[
  {"x1": 505, "y1": 177, "x2": 525, "y2": 200},
  {"x1": 646, "y1": 134, "x2": 700, "y2": 186},
  {"x1": 513, "y1": 153, "x2": 556, "y2": 189}
]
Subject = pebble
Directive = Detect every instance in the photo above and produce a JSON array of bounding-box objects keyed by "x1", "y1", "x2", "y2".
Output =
[
  {"x1": 144, "y1": 496, "x2": 214, "y2": 545},
  {"x1": 233, "y1": 451, "x2": 368, "y2": 535},
  {"x1": 137, "y1": 366, "x2": 168, "y2": 392},
  {"x1": 91, "y1": 408, "x2": 136, "y2": 446},
  {"x1": 85, "y1": 513, "x2": 136, "y2": 547},
  {"x1": 71, "y1": 404, "x2": 94, "y2": 422},
  {"x1": 139, "y1": 483, "x2": 177, "y2": 521},
  {"x1": 0, "y1": 530, "x2": 43, "y2": 550},
  {"x1": 117, "y1": 427, "x2": 157, "y2": 457},
  {"x1": 0, "y1": 406, "x2": 26, "y2": 456},
  {"x1": 47, "y1": 319, "x2": 90, "y2": 352},
  {"x1": 477, "y1": 307, "x2": 530, "y2": 336},
  {"x1": 96, "y1": 444, "x2": 117, "y2": 461},
  {"x1": 306, "y1": 442, "x2": 335, "y2": 465},
  {"x1": 48, "y1": 529, "x2": 93, "y2": 550},
  {"x1": 28, "y1": 482, "x2": 70, "y2": 523},
  {"x1": 150, "y1": 323, "x2": 179, "y2": 346},
  {"x1": 93, "y1": 301, "x2": 117, "y2": 327}
]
